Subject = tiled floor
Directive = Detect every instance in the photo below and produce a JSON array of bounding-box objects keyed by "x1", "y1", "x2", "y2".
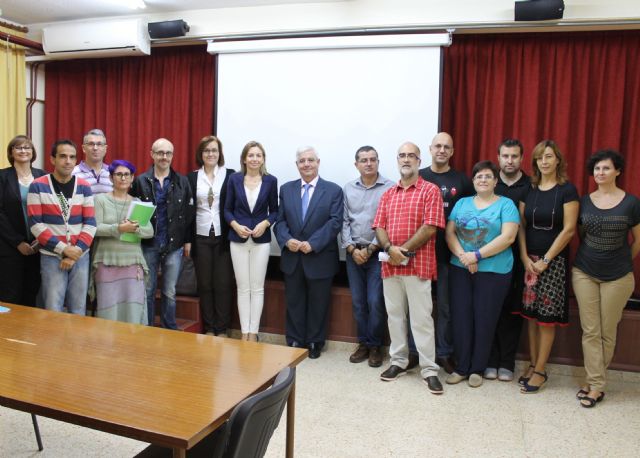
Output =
[{"x1": 3, "y1": 338, "x2": 640, "y2": 457}]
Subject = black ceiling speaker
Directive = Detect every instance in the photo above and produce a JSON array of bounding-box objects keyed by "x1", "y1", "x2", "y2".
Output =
[
  {"x1": 515, "y1": 0, "x2": 565, "y2": 21},
  {"x1": 148, "y1": 20, "x2": 190, "y2": 39}
]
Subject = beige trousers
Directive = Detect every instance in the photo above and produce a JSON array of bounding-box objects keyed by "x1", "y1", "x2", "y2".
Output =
[{"x1": 572, "y1": 268, "x2": 635, "y2": 391}]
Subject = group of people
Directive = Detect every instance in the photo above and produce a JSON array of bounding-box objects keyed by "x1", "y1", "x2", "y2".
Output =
[
  {"x1": 342, "y1": 133, "x2": 639, "y2": 405},
  {"x1": 1, "y1": 129, "x2": 638, "y2": 407}
]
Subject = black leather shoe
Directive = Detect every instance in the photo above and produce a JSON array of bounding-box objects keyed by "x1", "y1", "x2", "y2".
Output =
[
  {"x1": 308, "y1": 343, "x2": 321, "y2": 359},
  {"x1": 436, "y1": 356, "x2": 455, "y2": 375},
  {"x1": 380, "y1": 365, "x2": 407, "y2": 381},
  {"x1": 407, "y1": 353, "x2": 419, "y2": 371},
  {"x1": 424, "y1": 376, "x2": 444, "y2": 395}
]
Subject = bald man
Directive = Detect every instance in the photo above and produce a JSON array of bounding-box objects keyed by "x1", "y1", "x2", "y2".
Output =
[
  {"x1": 130, "y1": 138, "x2": 194, "y2": 329},
  {"x1": 419, "y1": 132, "x2": 473, "y2": 374}
]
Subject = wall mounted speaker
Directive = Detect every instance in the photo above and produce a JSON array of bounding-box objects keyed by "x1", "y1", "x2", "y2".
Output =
[
  {"x1": 148, "y1": 20, "x2": 190, "y2": 39},
  {"x1": 515, "y1": 0, "x2": 565, "y2": 21}
]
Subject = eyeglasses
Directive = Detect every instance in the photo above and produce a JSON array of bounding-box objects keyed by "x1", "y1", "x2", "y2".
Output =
[
  {"x1": 202, "y1": 149, "x2": 218, "y2": 155},
  {"x1": 13, "y1": 145, "x2": 33, "y2": 151},
  {"x1": 474, "y1": 174, "x2": 495, "y2": 181},
  {"x1": 84, "y1": 142, "x2": 106, "y2": 148},
  {"x1": 430, "y1": 144, "x2": 452, "y2": 152},
  {"x1": 531, "y1": 187, "x2": 558, "y2": 231},
  {"x1": 357, "y1": 158, "x2": 378, "y2": 164},
  {"x1": 397, "y1": 153, "x2": 419, "y2": 160},
  {"x1": 113, "y1": 172, "x2": 132, "y2": 179},
  {"x1": 153, "y1": 151, "x2": 174, "y2": 158}
]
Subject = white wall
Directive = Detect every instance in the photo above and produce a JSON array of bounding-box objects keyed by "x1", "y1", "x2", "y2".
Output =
[{"x1": 25, "y1": 0, "x2": 640, "y2": 41}]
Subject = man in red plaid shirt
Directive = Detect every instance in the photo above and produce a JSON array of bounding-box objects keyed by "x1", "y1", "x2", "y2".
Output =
[{"x1": 373, "y1": 141, "x2": 445, "y2": 394}]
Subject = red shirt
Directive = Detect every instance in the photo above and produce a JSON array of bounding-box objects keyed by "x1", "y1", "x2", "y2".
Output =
[{"x1": 372, "y1": 177, "x2": 444, "y2": 280}]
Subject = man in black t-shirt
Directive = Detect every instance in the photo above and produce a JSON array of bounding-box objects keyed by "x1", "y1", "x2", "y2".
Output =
[
  {"x1": 418, "y1": 132, "x2": 473, "y2": 374},
  {"x1": 486, "y1": 138, "x2": 530, "y2": 382}
]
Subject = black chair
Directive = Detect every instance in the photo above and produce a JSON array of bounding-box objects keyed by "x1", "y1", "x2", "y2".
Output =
[
  {"x1": 136, "y1": 366, "x2": 296, "y2": 458},
  {"x1": 31, "y1": 414, "x2": 43, "y2": 451}
]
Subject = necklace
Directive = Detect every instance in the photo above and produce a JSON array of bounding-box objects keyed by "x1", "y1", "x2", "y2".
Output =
[{"x1": 112, "y1": 193, "x2": 130, "y2": 223}]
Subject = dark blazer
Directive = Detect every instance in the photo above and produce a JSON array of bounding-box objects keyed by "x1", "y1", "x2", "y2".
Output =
[
  {"x1": 0, "y1": 166, "x2": 47, "y2": 256},
  {"x1": 274, "y1": 177, "x2": 343, "y2": 279},
  {"x1": 187, "y1": 167, "x2": 235, "y2": 255},
  {"x1": 224, "y1": 172, "x2": 278, "y2": 244}
]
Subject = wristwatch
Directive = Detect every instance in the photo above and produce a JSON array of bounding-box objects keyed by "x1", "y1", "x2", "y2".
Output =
[{"x1": 542, "y1": 256, "x2": 551, "y2": 265}]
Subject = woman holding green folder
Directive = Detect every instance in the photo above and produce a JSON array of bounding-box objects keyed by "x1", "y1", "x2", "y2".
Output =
[{"x1": 91, "y1": 160, "x2": 154, "y2": 324}]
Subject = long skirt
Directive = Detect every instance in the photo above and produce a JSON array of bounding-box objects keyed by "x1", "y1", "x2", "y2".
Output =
[{"x1": 95, "y1": 263, "x2": 147, "y2": 325}]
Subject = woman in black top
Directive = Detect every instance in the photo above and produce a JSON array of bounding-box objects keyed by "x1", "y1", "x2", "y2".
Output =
[
  {"x1": 0, "y1": 135, "x2": 46, "y2": 306},
  {"x1": 517, "y1": 140, "x2": 579, "y2": 393},
  {"x1": 572, "y1": 149, "x2": 640, "y2": 408}
]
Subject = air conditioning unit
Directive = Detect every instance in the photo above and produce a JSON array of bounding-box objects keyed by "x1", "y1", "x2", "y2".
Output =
[{"x1": 42, "y1": 18, "x2": 150, "y2": 59}]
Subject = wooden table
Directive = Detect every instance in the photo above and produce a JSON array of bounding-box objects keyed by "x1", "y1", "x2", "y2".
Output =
[{"x1": 0, "y1": 304, "x2": 307, "y2": 457}]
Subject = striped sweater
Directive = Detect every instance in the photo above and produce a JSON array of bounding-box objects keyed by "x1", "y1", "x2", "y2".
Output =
[{"x1": 27, "y1": 174, "x2": 96, "y2": 257}]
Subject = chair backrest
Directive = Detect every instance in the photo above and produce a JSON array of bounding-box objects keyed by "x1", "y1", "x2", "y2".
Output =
[{"x1": 220, "y1": 366, "x2": 296, "y2": 458}]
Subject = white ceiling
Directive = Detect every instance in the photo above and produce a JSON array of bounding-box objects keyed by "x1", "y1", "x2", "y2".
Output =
[{"x1": 0, "y1": 0, "x2": 340, "y2": 26}]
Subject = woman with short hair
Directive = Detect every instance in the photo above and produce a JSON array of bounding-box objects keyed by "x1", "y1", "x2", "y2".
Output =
[
  {"x1": 573, "y1": 149, "x2": 640, "y2": 407},
  {"x1": 188, "y1": 135, "x2": 236, "y2": 336},
  {"x1": 445, "y1": 160, "x2": 520, "y2": 388},
  {"x1": 92, "y1": 160, "x2": 154, "y2": 324},
  {"x1": 0, "y1": 135, "x2": 46, "y2": 307}
]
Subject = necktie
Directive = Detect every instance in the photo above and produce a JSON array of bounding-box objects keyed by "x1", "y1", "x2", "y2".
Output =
[{"x1": 301, "y1": 183, "x2": 311, "y2": 220}]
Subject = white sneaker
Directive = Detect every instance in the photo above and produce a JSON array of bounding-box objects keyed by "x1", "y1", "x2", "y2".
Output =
[
  {"x1": 468, "y1": 373, "x2": 483, "y2": 388},
  {"x1": 483, "y1": 367, "x2": 498, "y2": 380},
  {"x1": 498, "y1": 368, "x2": 514, "y2": 382},
  {"x1": 446, "y1": 372, "x2": 467, "y2": 384}
]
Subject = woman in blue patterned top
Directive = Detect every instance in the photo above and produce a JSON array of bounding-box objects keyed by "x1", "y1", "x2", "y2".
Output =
[
  {"x1": 573, "y1": 149, "x2": 640, "y2": 408},
  {"x1": 445, "y1": 160, "x2": 520, "y2": 388}
]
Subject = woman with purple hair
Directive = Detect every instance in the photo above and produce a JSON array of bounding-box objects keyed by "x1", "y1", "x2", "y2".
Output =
[{"x1": 91, "y1": 159, "x2": 154, "y2": 324}]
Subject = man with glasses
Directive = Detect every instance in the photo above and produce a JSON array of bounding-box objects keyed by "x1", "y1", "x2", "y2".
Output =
[
  {"x1": 418, "y1": 132, "x2": 473, "y2": 374},
  {"x1": 73, "y1": 128, "x2": 112, "y2": 195},
  {"x1": 342, "y1": 146, "x2": 393, "y2": 367},
  {"x1": 374, "y1": 142, "x2": 445, "y2": 394},
  {"x1": 485, "y1": 138, "x2": 530, "y2": 382},
  {"x1": 274, "y1": 146, "x2": 343, "y2": 359},
  {"x1": 28, "y1": 139, "x2": 96, "y2": 315},
  {"x1": 130, "y1": 138, "x2": 194, "y2": 330}
]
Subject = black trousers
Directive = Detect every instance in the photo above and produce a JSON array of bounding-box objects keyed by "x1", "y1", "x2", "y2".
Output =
[
  {"x1": 487, "y1": 270, "x2": 525, "y2": 371},
  {"x1": 283, "y1": 266, "x2": 333, "y2": 347},
  {"x1": 0, "y1": 253, "x2": 40, "y2": 307},
  {"x1": 194, "y1": 235, "x2": 234, "y2": 334}
]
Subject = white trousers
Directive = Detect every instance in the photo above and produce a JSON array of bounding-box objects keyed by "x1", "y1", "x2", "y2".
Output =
[
  {"x1": 383, "y1": 275, "x2": 439, "y2": 378},
  {"x1": 230, "y1": 239, "x2": 270, "y2": 333}
]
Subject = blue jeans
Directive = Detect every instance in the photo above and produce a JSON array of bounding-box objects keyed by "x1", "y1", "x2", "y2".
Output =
[
  {"x1": 435, "y1": 262, "x2": 453, "y2": 358},
  {"x1": 345, "y1": 254, "x2": 386, "y2": 347},
  {"x1": 40, "y1": 253, "x2": 89, "y2": 315},
  {"x1": 143, "y1": 246, "x2": 183, "y2": 330}
]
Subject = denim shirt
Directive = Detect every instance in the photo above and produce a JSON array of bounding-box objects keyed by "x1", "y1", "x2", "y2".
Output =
[{"x1": 153, "y1": 175, "x2": 171, "y2": 249}]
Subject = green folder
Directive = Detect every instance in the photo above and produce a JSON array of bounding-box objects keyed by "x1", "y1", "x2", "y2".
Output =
[{"x1": 120, "y1": 201, "x2": 156, "y2": 243}]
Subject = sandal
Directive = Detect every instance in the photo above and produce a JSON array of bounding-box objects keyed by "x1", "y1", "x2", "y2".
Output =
[
  {"x1": 520, "y1": 371, "x2": 548, "y2": 394},
  {"x1": 580, "y1": 392, "x2": 605, "y2": 408},
  {"x1": 576, "y1": 388, "x2": 589, "y2": 400},
  {"x1": 518, "y1": 364, "x2": 535, "y2": 386}
]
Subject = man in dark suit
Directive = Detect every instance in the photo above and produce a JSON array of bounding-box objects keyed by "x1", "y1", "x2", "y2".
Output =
[{"x1": 274, "y1": 146, "x2": 343, "y2": 359}]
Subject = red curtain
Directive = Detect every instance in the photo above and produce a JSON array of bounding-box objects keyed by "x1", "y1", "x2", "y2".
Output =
[
  {"x1": 44, "y1": 45, "x2": 215, "y2": 174},
  {"x1": 441, "y1": 30, "x2": 640, "y2": 296},
  {"x1": 441, "y1": 30, "x2": 640, "y2": 197}
]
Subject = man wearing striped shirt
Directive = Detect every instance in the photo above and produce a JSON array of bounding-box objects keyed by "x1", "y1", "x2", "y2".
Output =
[
  {"x1": 373, "y1": 141, "x2": 445, "y2": 394},
  {"x1": 72, "y1": 128, "x2": 112, "y2": 195},
  {"x1": 28, "y1": 139, "x2": 96, "y2": 314}
]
